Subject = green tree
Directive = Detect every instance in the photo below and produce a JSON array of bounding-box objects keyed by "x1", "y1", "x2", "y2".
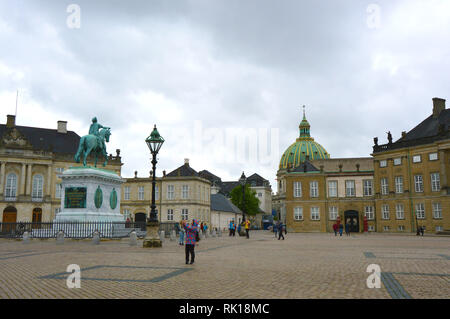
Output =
[{"x1": 230, "y1": 184, "x2": 260, "y2": 217}]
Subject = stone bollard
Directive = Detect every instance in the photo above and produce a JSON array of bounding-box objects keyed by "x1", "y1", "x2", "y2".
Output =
[
  {"x1": 217, "y1": 229, "x2": 222, "y2": 237},
  {"x1": 170, "y1": 230, "x2": 176, "y2": 241},
  {"x1": 92, "y1": 231, "x2": 100, "y2": 245},
  {"x1": 56, "y1": 231, "x2": 64, "y2": 245},
  {"x1": 212, "y1": 229, "x2": 217, "y2": 237},
  {"x1": 205, "y1": 230, "x2": 208, "y2": 238},
  {"x1": 200, "y1": 230, "x2": 205, "y2": 240},
  {"x1": 159, "y1": 230, "x2": 165, "y2": 242},
  {"x1": 129, "y1": 231, "x2": 137, "y2": 246},
  {"x1": 23, "y1": 231, "x2": 30, "y2": 244}
]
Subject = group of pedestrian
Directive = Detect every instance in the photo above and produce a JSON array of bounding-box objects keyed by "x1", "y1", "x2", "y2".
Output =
[
  {"x1": 416, "y1": 226, "x2": 425, "y2": 236},
  {"x1": 333, "y1": 222, "x2": 352, "y2": 236},
  {"x1": 273, "y1": 220, "x2": 286, "y2": 240}
]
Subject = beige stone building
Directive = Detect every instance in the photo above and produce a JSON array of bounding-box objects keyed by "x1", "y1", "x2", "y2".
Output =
[
  {"x1": 0, "y1": 115, "x2": 122, "y2": 224},
  {"x1": 371, "y1": 97, "x2": 449, "y2": 233},
  {"x1": 121, "y1": 159, "x2": 211, "y2": 224}
]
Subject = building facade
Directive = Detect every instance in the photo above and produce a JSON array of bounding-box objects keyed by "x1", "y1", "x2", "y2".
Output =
[
  {"x1": 371, "y1": 97, "x2": 449, "y2": 233},
  {"x1": 0, "y1": 115, "x2": 122, "y2": 223}
]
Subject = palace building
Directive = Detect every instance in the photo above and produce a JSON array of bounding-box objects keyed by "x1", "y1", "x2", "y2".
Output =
[
  {"x1": 276, "y1": 98, "x2": 449, "y2": 234},
  {"x1": 0, "y1": 115, "x2": 122, "y2": 223}
]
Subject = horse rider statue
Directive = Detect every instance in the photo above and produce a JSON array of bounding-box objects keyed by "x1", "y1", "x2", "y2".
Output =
[{"x1": 89, "y1": 117, "x2": 110, "y2": 150}]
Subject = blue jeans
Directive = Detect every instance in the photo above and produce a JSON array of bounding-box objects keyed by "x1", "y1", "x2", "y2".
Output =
[{"x1": 179, "y1": 231, "x2": 185, "y2": 244}]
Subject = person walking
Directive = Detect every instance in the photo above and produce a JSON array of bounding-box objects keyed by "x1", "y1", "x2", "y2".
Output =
[
  {"x1": 273, "y1": 222, "x2": 278, "y2": 238},
  {"x1": 178, "y1": 221, "x2": 185, "y2": 246},
  {"x1": 345, "y1": 221, "x2": 350, "y2": 236},
  {"x1": 420, "y1": 226, "x2": 425, "y2": 236},
  {"x1": 203, "y1": 223, "x2": 208, "y2": 238},
  {"x1": 333, "y1": 222, "x2": 338, "y2": 236},
  {"x1": 229, "y1": 220, "x2": 234, "y2": 236},
  {"x1": 277, "y1": 221, "x2": 285, "y2": 240},
  {"x1": 183, "y1": 219, "x2": 199, "y2": 265},
  {"x1": 338, "y1": 223, "x2": 344, "y2": 236},
  {"x1": 244, "y1": 219, "x2": 250, "y2": 239},
  {"x1": 232, "y1": 221, "x2": 236, "y2": 236}
]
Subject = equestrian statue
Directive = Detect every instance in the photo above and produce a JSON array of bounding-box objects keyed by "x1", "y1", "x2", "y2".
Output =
[{"x1": 74, "y1": 117, "x2": 111, "y2": 167}]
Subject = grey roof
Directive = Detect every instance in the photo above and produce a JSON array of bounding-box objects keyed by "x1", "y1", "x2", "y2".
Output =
[
  {"x1": 166, "y1": 163, "x2": 199, "y2": 177},
  {"x1": 0, "y1": 124, "x2": 81, "y2": 154},
  {"x1": 291, "y1": 161, "x2": 320, "y2": 173},
  {"x1": 397, "y1": 109, "x2": 450, "y2": 142},
  {"x1": 210, "y1": 193, "x2": 242, "y2": 214},
  {"x1": 220, "y1": 181, "x2": 239, "y2": 196},
  {"x1": 198, "y1": 170, "x2": 222, "y2": 185}
]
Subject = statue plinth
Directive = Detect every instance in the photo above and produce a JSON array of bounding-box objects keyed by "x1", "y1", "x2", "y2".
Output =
[{"x1": 143, "y1": 221, "x2": 162, "y2": 248}]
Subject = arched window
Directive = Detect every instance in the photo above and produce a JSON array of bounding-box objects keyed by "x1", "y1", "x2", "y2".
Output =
[
  {"x1": 32, "y1": 174, "x2": 44, "y2": 199},
  {"x1": 5, "y1": 173, "x2": 17, "y2": 199}
]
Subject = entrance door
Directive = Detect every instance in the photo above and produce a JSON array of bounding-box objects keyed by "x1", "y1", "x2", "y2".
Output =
[
  {"x1": 344, "y1": 210, "x2": 359, "y2": 232},
  {"x1": 2, "y1": 206, "x2": 17, "y2": 233},
  {"x1": 134, "y1": 212, "x2": 146, "y2": 230},
  {"x1": 32, "y1": 208, "x2": 42, "y2": 229}
]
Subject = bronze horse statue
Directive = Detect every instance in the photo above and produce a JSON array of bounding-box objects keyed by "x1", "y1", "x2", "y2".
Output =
[{"x1": 74, "y1": 128, "x2": 111, "y2": 167}]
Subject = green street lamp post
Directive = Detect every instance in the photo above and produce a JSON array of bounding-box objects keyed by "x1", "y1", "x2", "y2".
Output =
[
  {"x1": 143, "y1": 124, "x2": 164, "y2": 248},
  {"x1": 239, "y1": 172, "x2": 246, "y2": 236}
]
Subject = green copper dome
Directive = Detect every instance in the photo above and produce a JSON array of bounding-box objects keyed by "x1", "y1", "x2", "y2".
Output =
[{"x1": 279, "y1": 107, "x2": 330, "y2": 170}]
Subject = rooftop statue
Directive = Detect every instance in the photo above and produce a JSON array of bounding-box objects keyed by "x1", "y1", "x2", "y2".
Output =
[{"x1": 74, "y1": 117, "x2": 111, "y2": 167}]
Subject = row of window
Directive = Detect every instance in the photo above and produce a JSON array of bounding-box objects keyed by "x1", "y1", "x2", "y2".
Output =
[
  {"x1": 123, "y1": 208, "x2": 210, "y2": 221},
  {"x1": 379, "y1": 152, "x2": 438, "y2": 167},
  {"x1": 293, "y1": 180, "x2": 374, "y2": 198},
  {"x1": 293, "y1": 202, "x2": 443, "y2": 221},
  {"x1": 372, "y1": 225, "x2": 444, "y2": 232},
  {"x1": 123, "y1": 185, "x2": 210, "y2": 201},
  {"x1": 380, "y1": 173, "x2": 440, "y2": 195},
  {"x1": 4, "y1": 173, "x2": 45, "y2": 199}
]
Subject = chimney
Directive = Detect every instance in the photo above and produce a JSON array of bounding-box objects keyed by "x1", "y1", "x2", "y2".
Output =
[
  {"x1": 356, "y1": 163, "x2": 360, "y2": 172},
  {"x1": 57, "y1": 121, "x2": 67, "y2": 133},
  {"x1": 432, "y1": 97, "x2": 446, "y2": 118},
  {"x1": 184, "y1": 158, "x2": 189, "y2": 166},
  {"x1": 6, "y1": 115, "x2": 15, "y2": 128},
  {"x1": 163, "y1": 170, "x2": 166, "y2": 177},
  {"x1": 134, "y1": 171, "x2": 138, "y2": 178},
  {"x1": 401, "y1": 131, "x2": 406, "y2": 138}
]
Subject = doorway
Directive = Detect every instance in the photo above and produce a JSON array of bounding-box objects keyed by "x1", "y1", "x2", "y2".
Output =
[
  {"x1": 344, "y1": 210, "x2": 359, "y2": 232},
  {"x1": 134, "y1": 212, "x2": 146, "y2": 230},
  {"x1": 2, "y1": 206, "x2": 17, "y2": 233},
  {"x1": 32, "y1": 208, "x2": 42, "y2": 229}
]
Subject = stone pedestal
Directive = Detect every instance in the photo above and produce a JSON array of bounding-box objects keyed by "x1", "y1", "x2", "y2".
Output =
[{"x1": 143, "y1": 221, "x2": 162, "y2": 248}]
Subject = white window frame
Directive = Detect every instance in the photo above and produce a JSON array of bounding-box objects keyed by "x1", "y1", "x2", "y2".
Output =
[
  {"x1": 181, "y1": 208, "x2": 188, "y2": 220},
  {"x1": 398, "y1": 225, "x2": 405, "y2": 231},
  {"x1": 138, "y1": 186, "x2": 145, "y2": 200},
  {"x1": 167, "y1": 185, "x2": 175, "y2": 200},
  {"x1": 55, "y1": 184, "x2": 62, "y2": 199},
  {"x1": 124, "y1": 186, "x2": 130, "y2": 200},
  {"x1": 430, "y1": 173, "x2": 440, "y2": 192},
  {"x1": 428, "y1": 152, "x2": 438, "y2": 161},
  {"x1": 167, "y1": 209, "x2": 174, "y2": 221},
  {"x1": 32, "y1": 174, "x2": 44, "y2": 199},
  {"x1": 345, "y1": 180, "x2": 356, "y2": 197},
  {"x1": 396, "y1": 204, "x2": 405, "y2": 220},
  {"x1": 415, "y1": 203, "x2": 425, "y2": 219},
  {"x1": 310, "y1": 181, "x2": 319, "y2": 198},
  {"x1": 182, "y1": 185, "x2": 189, "y2": 199},
  {"x1": 328, "y1": 181, "x2": 337, "y2": 198},
  {"x1": 381, "y1": 178, "x2": 388, "y2": 195},
  {"x1": 383, "y1": 226, "x2": 390, "y2": 231},
  {"x1": 432, "y1": 202, "x2": 442, "y2": 219},
  {"x1": 5, "y1": 173, "x2": 17, "y2": 199},
  {"x1": 310, "y1": 207, "x2": 320, "y2": 221},
  {"x1": 379, "y1": 160, "x2": 387, "y2": 168},
  {"x1": 155, "y1": 185, "x2": 159, "y2": 200},
  {"x1": 329, "y1": 206, "x2": 338, "y2": 220},
  {"x1": 294, "y1": 207, "x2": 303, "y2": 220},
  {"x1": 293, "y1": 182, "x2": 302, "y2": 198},
  {"x1": 365, "y1": 206, "x2": 374, "y2": 220},
  {"x1": 412, "y1": 155, "x2": 421, "y2": 163},
  {"x1": 382, "y1": 205, "x2": 390, "y2": 220},
  {"x1": 393, "y1": 157, "x2": 402, "y2": 166},
  {"x1": 363, "y1": 180, "x2": 373, "y2": 196},
  {"x1": 395, "y1": 176, "x2": 403, "y2": 194},
  {"x1": 414, "y1": 175, "x2": 424, "y2": 193}
]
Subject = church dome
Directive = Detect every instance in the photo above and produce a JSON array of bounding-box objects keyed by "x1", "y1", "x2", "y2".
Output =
[{"x1": 279, "y1": 107, "x2": 330, "y2": 170}]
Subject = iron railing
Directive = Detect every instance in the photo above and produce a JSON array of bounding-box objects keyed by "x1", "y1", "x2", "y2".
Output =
[{"x1": 0, "y1": 221, "x2": 146, "y2": 239}]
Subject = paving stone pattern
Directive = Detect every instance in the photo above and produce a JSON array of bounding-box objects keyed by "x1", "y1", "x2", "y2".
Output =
[{"x1": 0, "y1": 232, "x2": 448, "y2": 299}]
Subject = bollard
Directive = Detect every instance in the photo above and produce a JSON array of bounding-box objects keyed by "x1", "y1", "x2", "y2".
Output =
[
  {"x1": 212, "y1": 229, "x2": 217, "y2": 237},
  {"x1": 92, "y1": 231, "x2": 100, "y2": 245},
  {"x1": 170, "y1": 230, "x2": 176, "y2": 241},
  {"x1": 217, "y1": 229, "x2": 222, "y2": 237},
  {"x1": 159, "y1": 230, "x2": 165, "y2": 242},
  {"x1": 23, "y1": 231, "x2": 30, "y2": 244},
  {"x1": 200, "y1": 230, "x2": 205, "y2": 240},
  {"x1": 129, "y1": 231, "x2": 137, "y2": 246},
  {"x1": 56, "y1": 231, "x2": 64, "y2": 245}
]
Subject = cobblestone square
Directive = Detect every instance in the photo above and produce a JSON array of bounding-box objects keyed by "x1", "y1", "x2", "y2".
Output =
[{"x1": 0, "y1": 231, "x2": 449, "y2": 299}]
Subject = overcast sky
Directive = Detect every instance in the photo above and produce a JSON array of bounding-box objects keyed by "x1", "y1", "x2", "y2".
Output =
[{"x1": 1, "y1": 0, "x2": 449, "y2": 192}]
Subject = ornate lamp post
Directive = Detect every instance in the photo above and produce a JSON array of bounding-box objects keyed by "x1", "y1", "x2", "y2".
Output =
[
  {"x1": 239, "y1": 172, "x2": 246, "y2": 236},
  {"x1": 143, "y1": 125, "x2": 164, "y2": 248}
]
